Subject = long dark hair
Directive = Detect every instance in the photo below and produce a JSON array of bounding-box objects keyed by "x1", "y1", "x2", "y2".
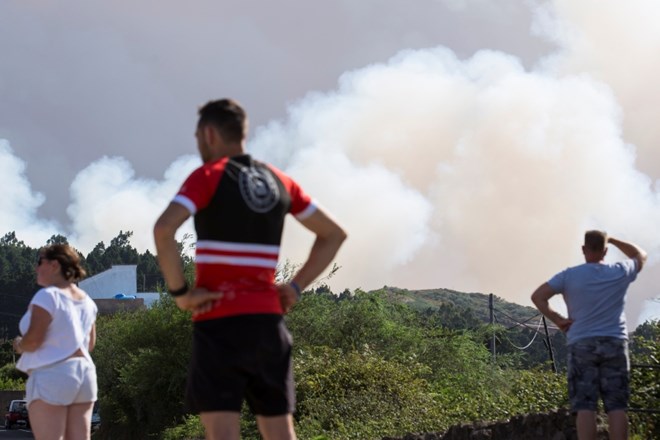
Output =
[{"x1": 40, "y1": 244, "x2": 87, "y2": 282}]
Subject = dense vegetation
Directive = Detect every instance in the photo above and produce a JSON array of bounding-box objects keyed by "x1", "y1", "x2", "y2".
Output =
[
  {"x1": 0, "y1": 231, "x2": 658, "y2": 439},
  {"x1": 90, "y1": 291, "x2": 572, "y2": 440},
  {"x1": 0, "y1": 230, "x2": 170, "y2": 340},
  {"x1": 89, "y1": 291, "x2": 659, "y2": 440}
]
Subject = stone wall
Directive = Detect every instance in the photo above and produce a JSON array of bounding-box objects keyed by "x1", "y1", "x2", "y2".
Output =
[
  {"x1": 95, "y1": 298, "x2": 145, "y2": 315},
  {"x1": 382, "y1": 409, "x2": 611, "y2": 440}
]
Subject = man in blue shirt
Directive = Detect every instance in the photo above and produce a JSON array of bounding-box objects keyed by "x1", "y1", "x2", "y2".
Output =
[{"x1": 532, "y1": 230, "x2": 647, "y2": 440}]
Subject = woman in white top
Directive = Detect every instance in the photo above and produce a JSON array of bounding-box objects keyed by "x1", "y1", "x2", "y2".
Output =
[{"x1": 13, "y1": 243, "x2": 98, "y2": 440}]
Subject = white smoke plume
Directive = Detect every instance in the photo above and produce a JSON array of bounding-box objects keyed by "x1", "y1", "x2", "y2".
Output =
[
  {"x1": 534, "y1": 0, "x2": 660, "y2": 179},
  {"x1": 0, "y1": 140, "x2": 59, "y2": 243},
  {"x1": 251, "y1": 47, "x2": 660, "y2": 317},
  {"x1": 0, "y1": 143, "x2": 198, "y2": 252},
  {"x1": 66, "y1": 155, "x2": 200, "y2": 252}
]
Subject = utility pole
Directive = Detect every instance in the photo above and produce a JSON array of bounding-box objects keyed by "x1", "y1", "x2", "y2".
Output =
[
  {"x1": 542, "y1": 316, "x2": 557, "y2": 373},
  {"x1": 489, "y1": 293, "x2": 496, "y2": 363}
]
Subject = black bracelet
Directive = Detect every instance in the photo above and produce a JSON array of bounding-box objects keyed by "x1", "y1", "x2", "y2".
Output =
[
  {"x1": 168, "y1": 282, "x2": 189, "y2": 297},
  {"x1": 289, "y1": 281, "x2": 302, "y2": 300}
]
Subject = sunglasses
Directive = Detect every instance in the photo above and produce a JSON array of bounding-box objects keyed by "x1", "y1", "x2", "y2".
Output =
[{"x1": 37, "y1": 256, "x2": 48, "y2": 266}]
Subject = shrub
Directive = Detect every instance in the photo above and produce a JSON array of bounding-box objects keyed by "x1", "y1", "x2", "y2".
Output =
[
  {"x1": 93, "y1": 294, "x2": 192, "y2": 439},
  {"x1": 294, "y1": 346, "x2": 446, "y2": 440},
  {"x1": 0, "y1": 363, "x2": 25, "y2": 390}
]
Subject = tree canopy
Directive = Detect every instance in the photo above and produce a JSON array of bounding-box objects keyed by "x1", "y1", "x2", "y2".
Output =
[{"x1": 0, "y1": 230, "x2": 178, "y2": 339}]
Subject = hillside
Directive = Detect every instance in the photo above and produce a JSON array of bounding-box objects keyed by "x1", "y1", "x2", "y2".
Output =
[
  {"x1": 369, "y1": 286, "x2": 567, "y2": 370},
  {"x1": 377, "y1": 286, "x2": 541, "y2": 328}
]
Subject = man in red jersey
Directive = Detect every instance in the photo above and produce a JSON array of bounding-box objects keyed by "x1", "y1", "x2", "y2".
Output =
[{"x1": 154, "y1": 98, "x2": 346, "y2": 440}]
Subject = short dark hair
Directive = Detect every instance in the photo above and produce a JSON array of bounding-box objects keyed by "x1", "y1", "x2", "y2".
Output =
[
  {"x1": 584, "y1": 230, "x2": 607, "y2": 252},
  {"x1": 40, "y1": 244, "x2": 87, "y2": 282},
  {"x1": 197, "y1": 99, "x2": 247, "y2": 144}
]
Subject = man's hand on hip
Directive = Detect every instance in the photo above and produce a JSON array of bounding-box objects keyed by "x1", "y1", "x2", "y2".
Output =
[{"x1": 174, "y1": 288, "x2": 223, "y2": 316}]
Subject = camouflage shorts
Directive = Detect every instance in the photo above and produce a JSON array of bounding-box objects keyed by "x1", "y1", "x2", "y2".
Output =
[{"x1": 567, "y1": 337, "x2": 629, "y2": 413}]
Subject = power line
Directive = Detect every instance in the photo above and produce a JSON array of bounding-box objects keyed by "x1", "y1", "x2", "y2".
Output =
[
  {"x1": 487, "y1": 296, "x2": 559, "y2": 372},
  {"x1": 502, "y1": 318, "x2": 544, "y2": 350},
  {"x1": 494, "y1": 306, "x2": 561, "y2": 332},
  {"x1": 504, "y1": 312, "x2": 542, "y2": 331}
]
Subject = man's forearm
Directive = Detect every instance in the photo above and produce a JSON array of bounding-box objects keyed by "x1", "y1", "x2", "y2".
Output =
[
  {"x1": 154, "y1": 232, "x2": 187, "y2": 291},
  {"x1": 292, "y1": 232, "x2": 346, "y2": 290},
  {"x1": 534, "y1": 300, "x2": 572, "y2": 332},
  {"x1": 531, "y1": 283, "x2": 573, "y2": 332},
  {"x1": 153, "y1": 203, "x2": 192, "y2": 294},
  {"x1": 608, "y1": 237, "x2": 647, "y2": 267},
  {"x1": 608, "y1": 237, "x2": 644, "y2": 258}
]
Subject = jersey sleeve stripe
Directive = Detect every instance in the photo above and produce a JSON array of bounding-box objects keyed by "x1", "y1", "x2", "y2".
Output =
[
  {"x1": 295, "y1": 200, "x2": 317, "y2": 220},
  {"x1": 173, "y1": 194, "x2": 197, "y2": 215}
]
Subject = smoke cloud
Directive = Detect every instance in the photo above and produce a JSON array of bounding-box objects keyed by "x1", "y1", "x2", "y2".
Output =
[
  {"x1": 67, "y1": 155, "x2": 200, "y2": 252},
  {"x1": 251, "y1": 48, "x2": 660, "y2": 316},
  {"x1": 2, "y1": 0, "x2": 660, "y2": 325},
  {"x1": 0, "y1": 143, "x2": 199, "y2": 251},
  {"x1": 0, "y1": 140, "x2": 59, "y2": 243}
]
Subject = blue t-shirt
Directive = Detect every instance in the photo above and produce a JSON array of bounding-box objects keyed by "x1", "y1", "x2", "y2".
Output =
[{"x1": 547, "y1": 259, "x2": 638, "y2": 345}]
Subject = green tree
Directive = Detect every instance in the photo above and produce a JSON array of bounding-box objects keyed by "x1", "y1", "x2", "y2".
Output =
[
  {"x1": 287, "y1": 289, "x2": 425, "y2": 360},
  {"x1": 629, "y1": 320, "x2": 660, "y2": 438},
  {"x1": 136, "y1": 249, "x2": 163, "y2": 292},
  {"x1": 46, "y1": 234, "x2": 69, "y2": 245},
  {"x1": 0, "y1": 340, "x2": 16, "y2": 367},
  {"x1": 0, "y1": 232, "x2": 38, "y2": 339},
  {"x1": 294, "y1": 346, "x2": 445, "y2": 440},
  {"x1": 91, "y1": 284, "x2": 576, "y2": 440},
  {"x1": 85, "y1": 231, "x2": 140, "y2": 276},
  {"x1": 93, "y1": 295, "x2": 192, "y2": 439},
  {"x1": 0, "y1": 232, "x2": 38, "y2": 294},
  {"x1": 85, "y1": 241, "x2": 107, "y2": 275}
]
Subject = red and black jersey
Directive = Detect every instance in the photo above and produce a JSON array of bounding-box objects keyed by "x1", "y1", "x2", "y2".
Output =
[{"x1": 173, "y1": 154, "x2": 316, "y2": 321}]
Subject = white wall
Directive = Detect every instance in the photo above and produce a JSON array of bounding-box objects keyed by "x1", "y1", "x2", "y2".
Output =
[
  {"x1": 80, "y1": 265, "x2": 137, "y2": 299},
  {"x1": 80, "y1": 265, "x2": 160, "y2": 308}
]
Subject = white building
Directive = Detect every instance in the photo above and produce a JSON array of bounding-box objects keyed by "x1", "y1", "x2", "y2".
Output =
[{"x1": 80, "y1": 265, "x2": 160, "y2": 307}]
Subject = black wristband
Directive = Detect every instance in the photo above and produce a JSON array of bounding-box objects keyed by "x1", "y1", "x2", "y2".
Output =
[
  {"x1": 289, "y1": 281, "x2": 302, "y2": 300},
  {"x1": 168, "y1": 282, "x2": 189, "y2": 297}
]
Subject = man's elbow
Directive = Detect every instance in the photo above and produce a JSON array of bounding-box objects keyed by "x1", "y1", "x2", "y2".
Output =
[
  {"x1": 153, "y1": 219, "x2": 175, "y2": 244},
  {"x1": 327, "y1": 226, "x2": 347, "y2": 250},
  {"x1": 531, "y1": 285, "x2": 550, "y2": 308},
  {"x1": 336, "y1": 227, "x2": 348, "y2": 244},
  {"x1": 636, "y1": 250, "x2": 648, "y2": 272}
]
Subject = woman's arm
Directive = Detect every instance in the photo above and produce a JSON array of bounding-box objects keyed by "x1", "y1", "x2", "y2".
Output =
[
  {"x1": 14, "y1": 305, "x2": 52, "y2": 353},
  {"x1": 88, "y1": 323, "x2": 96, "y2": 352}
]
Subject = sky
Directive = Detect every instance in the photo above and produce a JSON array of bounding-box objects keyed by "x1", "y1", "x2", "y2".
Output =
[{"x1": 1, "y1": 0, "x2": 660, "y2": 326}]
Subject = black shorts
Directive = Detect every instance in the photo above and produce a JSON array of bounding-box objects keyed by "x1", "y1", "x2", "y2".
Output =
[{"x1": 186, "y1": 314, "x2": 295, "y2": 416}]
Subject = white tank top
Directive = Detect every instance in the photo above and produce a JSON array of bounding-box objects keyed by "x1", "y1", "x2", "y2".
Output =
[{"x1": 16, "y1": 286, "x2": 97, "y2": 372}]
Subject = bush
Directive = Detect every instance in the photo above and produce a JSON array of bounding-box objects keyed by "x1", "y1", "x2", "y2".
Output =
[
  {"x1": 294, "y1": 346, "x2": 445, "y2": 440},
  {"x1": 0, "y1": 363, "x2": 26, "y2": 390},
  {"x1": 629, "y1": 320, "x2": 660, "y2": 439},
  {"x1": 93, "y1": 294, "x2": 192, "y2": 439},
  {"x1": 162, "y1": 415, "x2": 204, "y2": 440}
]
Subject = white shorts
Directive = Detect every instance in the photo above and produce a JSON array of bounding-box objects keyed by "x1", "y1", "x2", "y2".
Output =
[{"x1": 26, "y1": 357, "x2": 97, "y2": 407}]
